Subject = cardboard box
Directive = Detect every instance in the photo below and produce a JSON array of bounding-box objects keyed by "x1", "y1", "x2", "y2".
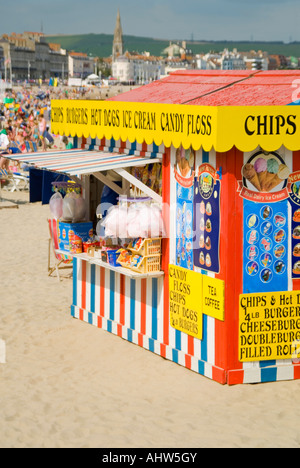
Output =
[
  {"x1": 101, "y1": 249, "x2": 121, "y2": 267},
  {"x1": 58, "y1": 221, "x2": 93, "y2": 252}
]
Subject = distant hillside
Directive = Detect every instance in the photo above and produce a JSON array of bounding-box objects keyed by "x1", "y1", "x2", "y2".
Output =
[
  {"x1": 45, "y1": 33, "x2": 300, "y2": 58},
  {"x1": 45, "y1": 34, "x2": 169, "y2": 57}
]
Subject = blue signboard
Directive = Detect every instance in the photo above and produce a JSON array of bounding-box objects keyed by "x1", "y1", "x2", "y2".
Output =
[
  {"x1": 193, "y1": 164, "x2": 221, "y2": 273},
  {"x1": 176, "y1": 183, "x2": 194, "y2": 270},
  {"x1": 243, "y1": 199, "x2": 289, "y2": 293}
]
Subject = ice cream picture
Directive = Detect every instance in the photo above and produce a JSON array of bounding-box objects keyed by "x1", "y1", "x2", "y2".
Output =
[
  {"x1": 242, "y1": 154, "x2": 290, "y2": 193},
  {"x1": 242, "y1": 163, "x2": 261, "y2": 191},
  {"x1": 254, "y1": 157, "x2": 267, "y2": 189}
]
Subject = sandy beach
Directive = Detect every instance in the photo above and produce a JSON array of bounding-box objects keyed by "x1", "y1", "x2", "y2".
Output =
[{"x1": 1, "y1": 190, "x2": 300, "y2": 448}]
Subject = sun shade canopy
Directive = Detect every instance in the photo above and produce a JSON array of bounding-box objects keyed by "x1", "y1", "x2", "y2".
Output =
[{"x1": 7, "y1": 149, "x2": 161, "y2": 177}]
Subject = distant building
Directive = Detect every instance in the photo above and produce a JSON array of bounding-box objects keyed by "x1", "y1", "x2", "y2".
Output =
[
  {"x1": 268, "y1": 54, "x2": 288, "y2": 69},
  {"x1": 195, "y1": 53, "x2": 220, "y2": 70},
  {"x1": 195, "y1": 49, "x2": 271, "y2": 71},
  {"x1": 112, "y1": 53, "x2": 165, "y2": 84},
  {"x1": 220, "y1": 49, "x2": 246, "y2": 70},
  {"x1": 0, "y1": 32, "x2": 68, "y2": 81},
  {"x1": 162, "y1": 42, "x2": 186, "y2": 58},
  {"x1": 242, "y1": 50, "x2": 269, "y2": 71},
  {"x1": 68, "y1": 52, "x2": 95, "y2": 79}
]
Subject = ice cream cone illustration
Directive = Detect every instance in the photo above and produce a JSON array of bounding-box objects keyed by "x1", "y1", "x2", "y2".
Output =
[
  {"x1": 242, "y1": 163, "x2": 261, "y2": 191},
  {"x1": 264, "y1": 164, "x2": 291, "y2": 192},
  {"x1": 258, "y1": 158, "x2": 279, "y2": 191},
  {"x1": 254, "y1": 157, "x2": 268, "y2": 189}
]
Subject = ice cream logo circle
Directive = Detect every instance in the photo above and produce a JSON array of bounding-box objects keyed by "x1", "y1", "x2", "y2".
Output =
[
  {"x1": 247, "y1": 213, "x2": 259, "y2": 229},
  {"x1": 261, "y1": 268, "x2": 273, "y2": 283},
  {"x1": 260, "y1": 236, "x2": 272, "y2": 252},
  {"x1": 261, "y1": 221, "x2": 273, "y2": 236},
  {"x1": 199, "y1": 172, "x2": 214, "y2": 199},
  {"x1": 274, "y1": 244, "x2": 285, "y2": 259},
  {"x1": 247, "y1": 229, "x2": 259, "y2": 245},
  {"x1": 247, "y1": 244, "x2": 259, "y2": 260},
  {"x1": 242, "y1": 151, "x2": 290, "y2": 193},
  {"x1": 260, "y1": 252, "x2": 272, "y2": 268},
  {"x1": 246, "y1": 261, "x2": 259, "y2": 276},
  {"x1": 261, "y1": 205, "x2": 273, "y2": 220},
  {"x1": 274, "y1": 260, "x2": 286, "y2": 275},
  {"x1": 274, "y1": 213, "x2": 286, "y2": 228}
]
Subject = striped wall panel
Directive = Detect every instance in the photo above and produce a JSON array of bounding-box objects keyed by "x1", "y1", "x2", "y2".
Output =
[
  {"x1": 72, "y1": 257, "x2": 164, "y2": 342},
  {"x1": 79, "y1": 136, "x2": 165, "y2": 158},
  {"x1": 228, "y1": 362, "x2": 300, "y2": 385},
  {"x1": 71, "y1": 257, "x2": 226, "y2": 384}
]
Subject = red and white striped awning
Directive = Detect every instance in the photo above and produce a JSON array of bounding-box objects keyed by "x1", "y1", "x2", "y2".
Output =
[{"x1": 7, "y1": 149, "x2": 161, "y2": 177}]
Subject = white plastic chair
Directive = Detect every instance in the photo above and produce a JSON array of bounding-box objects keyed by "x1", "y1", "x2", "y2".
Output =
[{"x1": 0, "y1": 169, "x2": 29, "y2": 192}]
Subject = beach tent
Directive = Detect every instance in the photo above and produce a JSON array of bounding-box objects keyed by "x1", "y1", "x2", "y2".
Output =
[{"x1": 85, "y1": 74, "x2": 101, "y2": 85}]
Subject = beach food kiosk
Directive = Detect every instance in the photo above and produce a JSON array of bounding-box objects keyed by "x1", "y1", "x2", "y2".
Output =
[{"x1": 11, "y1": 70, "x2": 300, "y2": 385}]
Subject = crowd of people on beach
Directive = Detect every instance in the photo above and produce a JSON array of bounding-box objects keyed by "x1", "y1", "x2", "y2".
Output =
[
  {"x1": 0, "y1": 83, "x2": 132, "y2": 176},
  {"x1": 0, "y1": 87, "x2": 56, "y2": 171}
]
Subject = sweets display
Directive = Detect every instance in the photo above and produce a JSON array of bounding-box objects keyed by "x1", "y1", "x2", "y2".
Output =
[
  {"x1": 101, "y1": 198, "x2": 166, "y2": 239},
  {"x1": 242, "y1": 154, "x2": 290, "y2": 193},
  {"x1": 117, "y1": 237, "x2": 162, "y2": 273}
]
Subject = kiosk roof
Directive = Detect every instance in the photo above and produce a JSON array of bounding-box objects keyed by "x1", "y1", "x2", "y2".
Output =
[{"x1": 109, "y1": 70, "x2": 300, "y2": 107}]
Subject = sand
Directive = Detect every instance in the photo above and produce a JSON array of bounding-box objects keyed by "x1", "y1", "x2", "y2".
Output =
[{"x1": 1, "y1": 190, "x2": 300, "y2": 448}]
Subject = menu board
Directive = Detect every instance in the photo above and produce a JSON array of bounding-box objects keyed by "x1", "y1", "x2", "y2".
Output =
[
  {"x1": 193, "y1": 164, "x2": 221, "y2": 273},
  {"x1": 243, "y1": 199, "x2": 288, "y2": 293},
  {"x1": 240, "y1": 151, "x2": 291, "y2": 293}
]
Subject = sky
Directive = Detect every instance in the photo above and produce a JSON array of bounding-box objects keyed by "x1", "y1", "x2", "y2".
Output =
[{"x1": 0, "y1": 0, "x2": 299, "y2": 42}]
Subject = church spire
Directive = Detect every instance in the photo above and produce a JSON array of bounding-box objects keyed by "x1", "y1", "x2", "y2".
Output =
[{"x1": 112, "y1": 8, "x2": 123, "y2": 61}]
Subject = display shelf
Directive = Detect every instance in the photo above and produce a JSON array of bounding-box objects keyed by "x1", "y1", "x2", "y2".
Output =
[{"x1": 55, "y1": 249, "x2": 164, "y2": 279}]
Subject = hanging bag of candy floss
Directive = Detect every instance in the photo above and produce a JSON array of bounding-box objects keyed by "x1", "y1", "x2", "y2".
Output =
[
  {"x1": 127, "y1": 203, "x2": 143, "y2": 238},
  {"x1": 149, "y1": 204, "x2": 167, "y2": 238},
  {"x1": 49, "y1": 192, "x2": 63, "y2": 219}
]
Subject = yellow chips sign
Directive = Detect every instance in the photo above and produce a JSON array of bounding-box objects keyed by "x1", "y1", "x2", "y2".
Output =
[
  {"x1": 51, "y1": 100, "x2": 300, "y2": 153},
  {"x1": 239, "y1": 291, "x2": 300, "y2": 362},
  {"x1": 169, "y1": 265, "x2": 224, "y2": 341}
]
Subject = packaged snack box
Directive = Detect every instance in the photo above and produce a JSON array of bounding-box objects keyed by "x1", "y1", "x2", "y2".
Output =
[{"x1": 58, "y1": 221, "x2": 93, "y2": 252}]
